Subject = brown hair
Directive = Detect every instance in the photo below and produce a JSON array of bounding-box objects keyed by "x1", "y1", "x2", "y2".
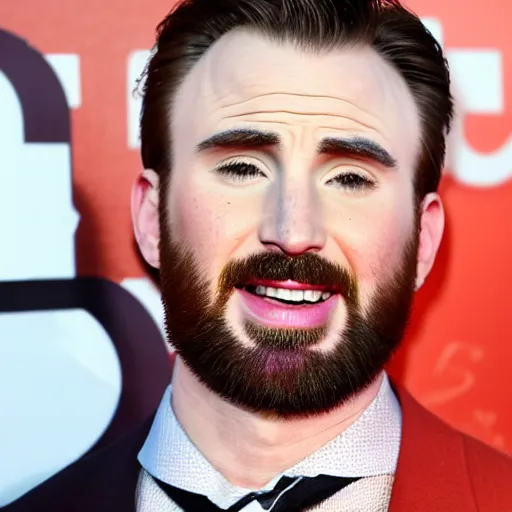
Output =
[{"x1": 139, "y1": 0, "x2": 453, "y2": 201}]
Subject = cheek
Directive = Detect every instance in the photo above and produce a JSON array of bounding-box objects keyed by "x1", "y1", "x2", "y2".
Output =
[
  {"x1": 371, "y1": 224, "x2": 412, "y2": 276},
  {"x1": 167, "y1": 180, "x2": 262, "y2": 277},
  {"x1": 329, "y1": 192, "x2": 415, "y2": 284},
  {"x1": 365, "y1": 211, "x2": 416, "y2": 286},
  {"x1": 171, "y1": 189, "x2": 218, "y2": 250},
  {"x1": 168, "y1": 189, "x2": 226, "y2": 278}
]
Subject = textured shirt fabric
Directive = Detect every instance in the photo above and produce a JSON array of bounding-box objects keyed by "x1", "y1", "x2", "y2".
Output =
[{"x1": 136, "y1": 372, "x2": 401, "y2": 511}]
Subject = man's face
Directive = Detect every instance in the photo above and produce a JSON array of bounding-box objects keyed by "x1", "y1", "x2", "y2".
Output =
[{"x1": 151, "y1": 30, "x2": 434, "y2": 417}]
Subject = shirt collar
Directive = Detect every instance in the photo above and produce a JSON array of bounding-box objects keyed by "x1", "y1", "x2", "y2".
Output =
[{"x1": 138, "y1": 371, "x2": 401, "y2": 509}]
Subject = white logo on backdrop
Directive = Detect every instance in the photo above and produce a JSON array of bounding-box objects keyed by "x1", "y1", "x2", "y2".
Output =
[
  {"x1": 0, "y1": 57, "x2": 121, "y2": 506},
  {"x1": 422, "y1": 18, "x2": 512, "y2": 187}
]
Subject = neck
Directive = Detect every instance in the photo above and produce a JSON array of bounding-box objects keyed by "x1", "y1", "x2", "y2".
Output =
[{"x1": 171, "y1": 358, "x2": 384, "y2": 489}]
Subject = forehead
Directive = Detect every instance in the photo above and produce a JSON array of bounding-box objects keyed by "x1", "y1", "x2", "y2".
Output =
[{"x1": 172, "y1": 29, "x2": 421, "y2": 167}]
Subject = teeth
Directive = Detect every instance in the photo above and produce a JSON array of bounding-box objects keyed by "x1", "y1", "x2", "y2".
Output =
[
  {"x1": 275, "y1": 288, "x2": 292, "y2": 301},
  {"x1": 256, "y1": 285, "x2": 266, "y2": 296},
  {"x1": 304, "y1": 290, "x2": 314, "y2": 302},
  {"x1": 291, "y1": 290, "x2": 304, "y2": 302},
  {"x1": 251, "y1": 286, "x2": 331, "y2": 303},
  {"x1": 266, "y1": 287, "x2": 277, "y2": 298},
  {"x1": 311, "y1": 291, "x2": 322, "y2": 302}
]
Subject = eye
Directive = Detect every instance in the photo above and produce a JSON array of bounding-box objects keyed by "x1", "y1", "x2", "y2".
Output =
[
  {"x1": 326, "y1": 172, "x2": 376, "y2": 192},
  {"x1": 213, "y1": 161, "x2": 266, "y2": 183}
]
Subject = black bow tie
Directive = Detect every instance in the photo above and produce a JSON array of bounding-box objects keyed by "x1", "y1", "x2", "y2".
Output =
[{"x1": 151, "y1": 473, "x2": 361, "y2": 511}]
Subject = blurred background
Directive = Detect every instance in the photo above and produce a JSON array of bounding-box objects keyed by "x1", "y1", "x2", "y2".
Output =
[{"x1": 0, "y1": 0, "x2": 511, "y2": 506}]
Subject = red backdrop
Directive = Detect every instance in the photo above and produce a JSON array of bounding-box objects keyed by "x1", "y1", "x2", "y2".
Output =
[{"x1": 1, "y1": 0, "x2": 511, "y2": 453}]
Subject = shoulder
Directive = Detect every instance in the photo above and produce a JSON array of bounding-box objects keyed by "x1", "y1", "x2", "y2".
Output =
[
  {"x1": 4, "y1": 450, "x2": 104, "y2": 512},
  {"x1": 391, "y1": 381, "x2": 512, "y2": 511},
  {"x1": 3, "y1": 414, "x2": 155, "y2": 512},
  {"x1": 461, "y1": 432, "x2": 512, "y2": 501}
]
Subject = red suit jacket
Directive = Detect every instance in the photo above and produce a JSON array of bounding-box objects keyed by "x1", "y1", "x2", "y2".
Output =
[
  {"x1": 5, "y1": 382, "x2": 512, "y2": 511},
  {"x1": 390, "y1": 383, "x2": 512, "y2": 511}
]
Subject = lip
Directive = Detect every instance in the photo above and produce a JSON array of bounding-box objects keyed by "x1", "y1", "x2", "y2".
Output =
[
  {"x1": 243, "y1": 279, "x2": 337, "y2": 293},
  {"x1": 238, "y1": 288, "x2": 338, "y2": 329}
]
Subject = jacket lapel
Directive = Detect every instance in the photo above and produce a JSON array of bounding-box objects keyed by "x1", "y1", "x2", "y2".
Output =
[
  {"x1": 388, "y1": 382, "x2": 477, "y2": 512},
  {"x1": 78, "y1": 413, "x2": 155, "y2": 512}
]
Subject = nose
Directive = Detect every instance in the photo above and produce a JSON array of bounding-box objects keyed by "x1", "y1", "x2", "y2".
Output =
[{"x1": 258, "y1": 178, "x2": 326, "y2": 256}]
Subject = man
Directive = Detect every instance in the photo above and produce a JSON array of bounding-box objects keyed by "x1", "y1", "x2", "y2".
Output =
[{"x1": 7, "y1": 0, "x2": 512, "y2": 510}]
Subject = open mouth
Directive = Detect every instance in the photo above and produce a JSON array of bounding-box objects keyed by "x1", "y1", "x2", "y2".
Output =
[
  {"x1": 235, "y1": 279, "x2": 340, "y2": 330},
  {"x1": 242, "y1": 283, "x2": 335, "y2": 306}
]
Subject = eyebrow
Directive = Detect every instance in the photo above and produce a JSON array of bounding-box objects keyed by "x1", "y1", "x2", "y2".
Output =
[
  {"x1": 196, "y1": 128, "x2": 397, "y2": 169},
  {"x1": 318, "y1": 136, "x2": 397, "y2": 169},
  {"x1": 196, "y1": 128, "x2": 281, "y2": 152}
]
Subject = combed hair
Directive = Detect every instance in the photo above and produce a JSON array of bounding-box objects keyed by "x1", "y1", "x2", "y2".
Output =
[{"x1": 139, "y1": 0, "x2": 453, "y2": 201}]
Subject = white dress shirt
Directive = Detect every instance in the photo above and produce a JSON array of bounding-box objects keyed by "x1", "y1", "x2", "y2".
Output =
[{"x1": 136, "y1": 372, "x2": 401, "y2": 511}]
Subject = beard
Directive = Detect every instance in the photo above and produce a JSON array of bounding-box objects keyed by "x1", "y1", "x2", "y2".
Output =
[{"x1": 159, "y1": 220, "x2": 419, "y2": 419}]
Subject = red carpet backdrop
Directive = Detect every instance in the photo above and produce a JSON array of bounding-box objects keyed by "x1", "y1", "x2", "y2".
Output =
[{"x1": 0, "y1": 0, "x2": 511, "y2": 505}]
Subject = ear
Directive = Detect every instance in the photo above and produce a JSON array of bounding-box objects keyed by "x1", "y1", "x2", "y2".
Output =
[
  {"x1": 416, "y1": 193, "x2": 445, "y2": 290},
  {"x1": 131, "y1": 169, "x2": 161, "y2": 269}
]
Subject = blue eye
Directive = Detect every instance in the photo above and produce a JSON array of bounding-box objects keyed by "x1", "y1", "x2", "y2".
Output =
[
  {"x1": 214, "y1": 162, "x2": 266, "y2": 183},
  {"x1": 327, "y1": 172, "x2": 375, "y2": 191}
]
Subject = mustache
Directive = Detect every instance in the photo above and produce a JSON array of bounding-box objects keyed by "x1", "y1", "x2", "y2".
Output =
[{"x1": 218, "y1": 252, "x2": 358, "y2": 303}]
